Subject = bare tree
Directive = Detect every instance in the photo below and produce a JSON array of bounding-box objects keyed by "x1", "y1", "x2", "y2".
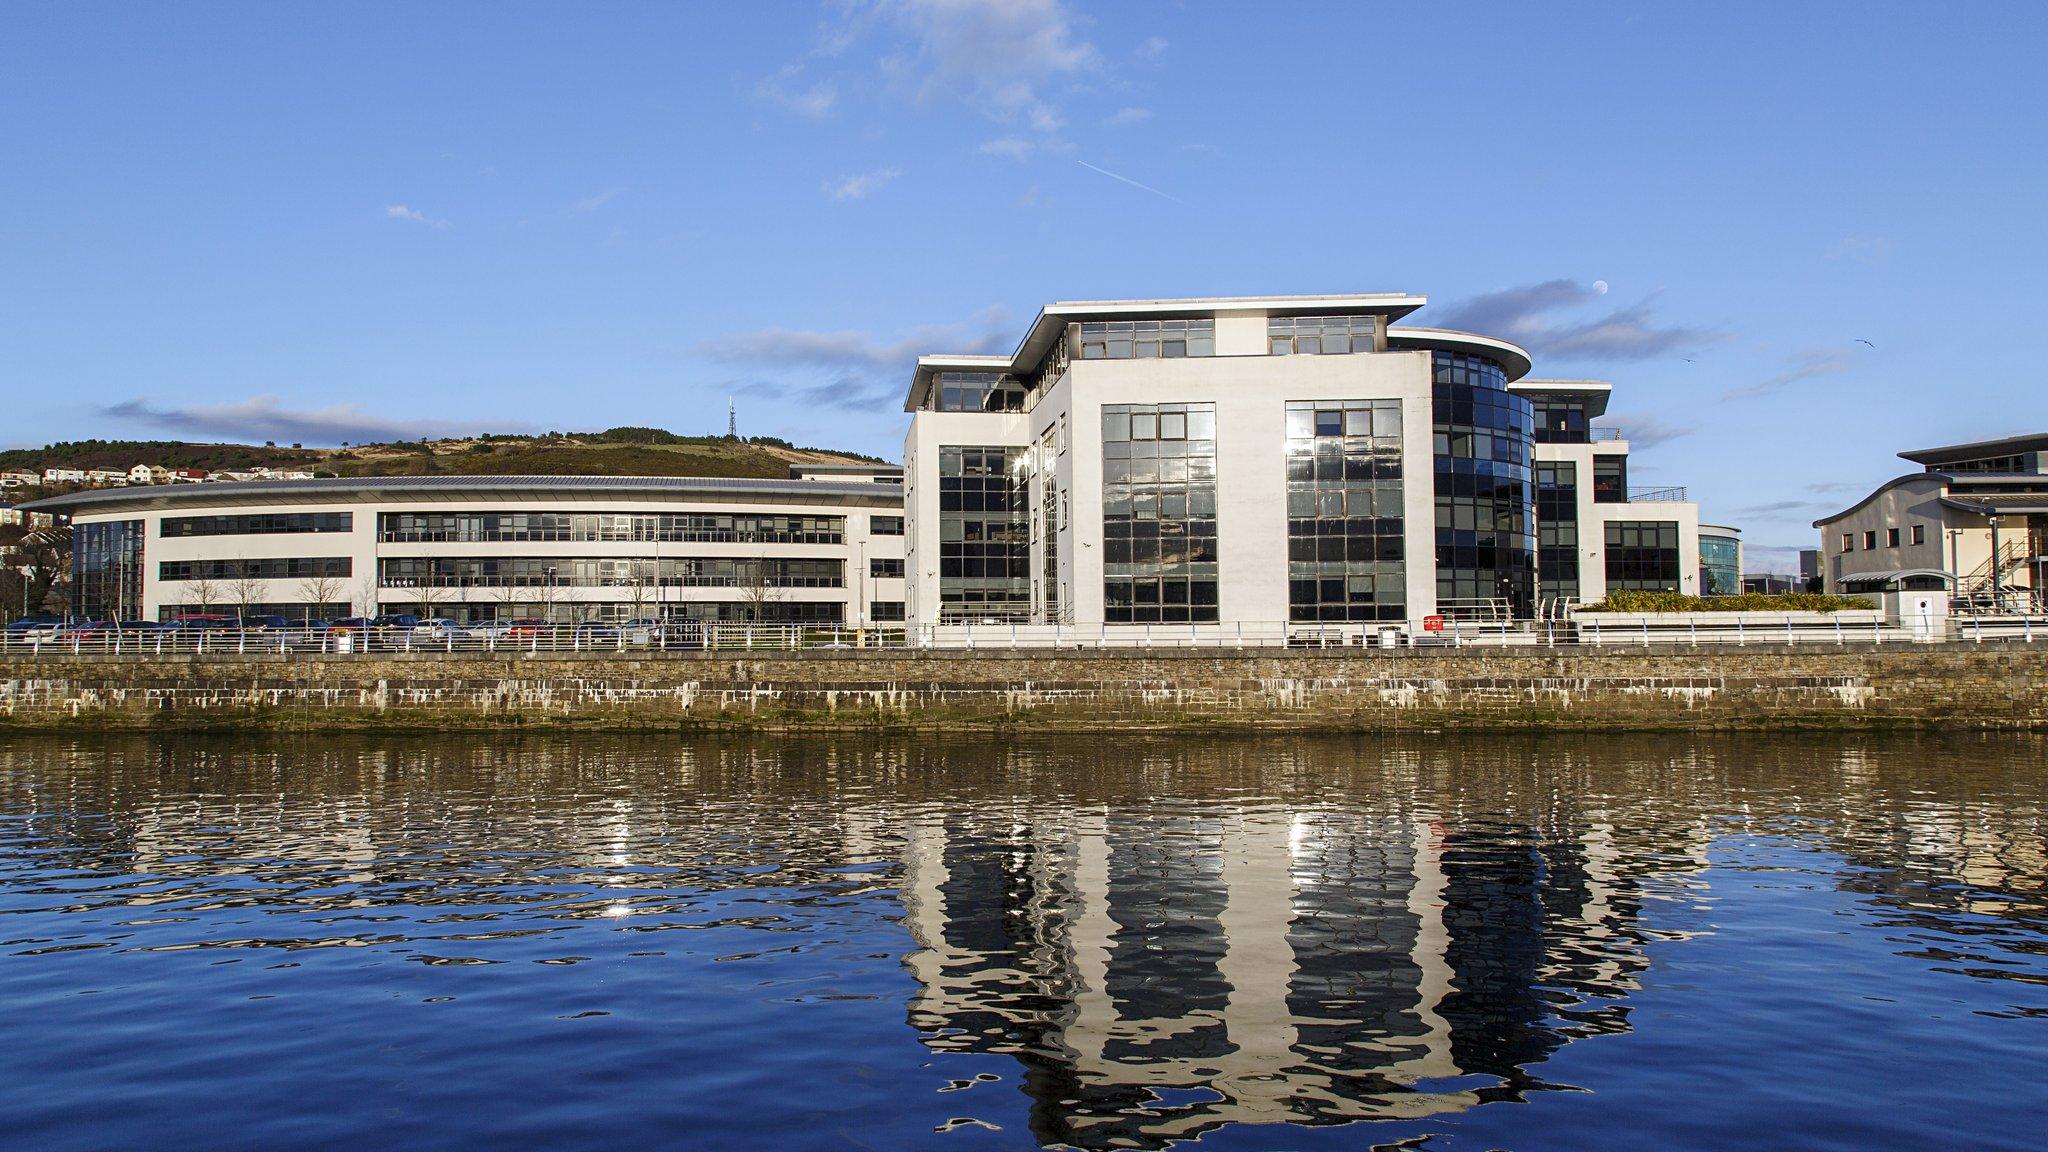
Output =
[
  {"x1": 184, "y1": 574, "x2": 220, "y2": 617},
  {"x1": 296, "y1": 571, "x2": 346, "y2": 626},
  {"x1": 228, "y1": 557, "x2": 263, "y2": 623},
  {"x1": 353, "y1": 572, "x2": 380, "y2": 618},
  {"x1": 738, "y1": 557, "x2": 783, "y2": 623},
  {"x1": 411, "y1": 577, "x2": 450, "y2": 622}
]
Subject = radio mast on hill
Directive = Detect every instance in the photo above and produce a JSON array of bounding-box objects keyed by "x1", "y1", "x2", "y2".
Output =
[{"x1": 727, "y1": 397, "x2": 737, "y2": 439}]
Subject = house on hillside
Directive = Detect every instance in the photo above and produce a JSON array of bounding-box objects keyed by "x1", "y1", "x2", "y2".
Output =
[
  {"x1": 170, "y1": 468, "x2": 207, "y2": 482},
  {"x1": 84, "y1": 469, "x2": 130, "y2": 485},
  {"x1": 0, "y1": 472, "x2": 37, "y2": 488},
  {"x1": 42, "y1": 468, "x2": 86, "y2": 484}
]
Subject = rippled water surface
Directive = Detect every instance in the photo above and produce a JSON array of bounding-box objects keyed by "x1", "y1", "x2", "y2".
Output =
[{"x1": 3, "y1": 733, "x2": 2047, "y2": 1151}]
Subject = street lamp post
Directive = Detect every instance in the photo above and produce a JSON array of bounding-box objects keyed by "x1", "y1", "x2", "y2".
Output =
[
  {"x1": 545, "y1": 566, "x2": 558, "y2": 623},
  {"x1": 1988, "y1": 514, "x2": 2004, "y2": 601}
]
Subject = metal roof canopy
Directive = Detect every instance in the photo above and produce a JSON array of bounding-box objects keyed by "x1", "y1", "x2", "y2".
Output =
[{"x1": 19, "y1": 474, "x2": 905, "y2": 517}]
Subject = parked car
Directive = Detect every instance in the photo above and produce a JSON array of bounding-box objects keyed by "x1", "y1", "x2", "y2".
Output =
[
  {"x1": 572, "y1": 621, "x2": 621, "y2": 643},
  {"x1": 371, "y1": 614, "x2": 422, "y2": 632},
  {"x1": 498, "y1": 617, "x2": 549, "y2": 639},
  {"x1": 411, "y1": 618, "x2": 467, "y2": 640},
  {"x1": 328, "y1": 617, "x2": 375, "y2": 634},
  {"x1": 5, "y1": 617, "x2": 68, "y2": 642},
  {"x1": 170, "y1": 614, "x2": 236, "y2": 631},
  {"x1": 616, "y1": 618, "x2": 663, "y2": 645},
  {"x1": 238, "y1": 614, "x2": 291, "y2": 631}
]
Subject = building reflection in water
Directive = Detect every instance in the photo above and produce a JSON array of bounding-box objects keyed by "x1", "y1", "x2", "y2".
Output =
[
  {"x1": 3, "y1": 733, "x2": 2046, "y2": 1147},
  {"x1": 892, "y1": 790, "x2": 1705, "y2": 1147}
]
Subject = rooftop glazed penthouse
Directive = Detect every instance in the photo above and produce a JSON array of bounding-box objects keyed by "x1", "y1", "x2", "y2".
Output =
[{"x1": 902, "y1": 295, "x2": 1697, "y2": 630}]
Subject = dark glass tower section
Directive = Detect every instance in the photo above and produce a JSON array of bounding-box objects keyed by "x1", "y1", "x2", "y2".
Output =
[
  {"x1": 72, "y1": 519, "x2": 144, "y2": 621},
  {"x1": 1431, "y1": 353, "x2": 1535, "y2": 616}
]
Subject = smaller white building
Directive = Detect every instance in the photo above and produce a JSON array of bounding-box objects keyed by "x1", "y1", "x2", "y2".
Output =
[{"x1": 1816, "y1": 432, "x2": 2048, "y2": 610}]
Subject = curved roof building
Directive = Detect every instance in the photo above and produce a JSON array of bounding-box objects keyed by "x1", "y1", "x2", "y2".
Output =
[{"x1": 23, "y1": 473, "x2": 906, "y2": 625}]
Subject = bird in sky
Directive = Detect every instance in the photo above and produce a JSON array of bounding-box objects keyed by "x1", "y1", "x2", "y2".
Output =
[{"x1": 1856, "y1": 339, "x2": 1877, "y2": 348}]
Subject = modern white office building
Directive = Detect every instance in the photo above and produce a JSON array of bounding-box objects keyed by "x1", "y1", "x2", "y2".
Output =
[
  {"x1": 32, "y1": 473, "x2": 905, "y2": 625},
  {"x1": 901, "y1": 294, "x2": 1699, "y2": 631},
  {"x1": 1815, "y1": 431, "x2": 2048, "y2": 607}
]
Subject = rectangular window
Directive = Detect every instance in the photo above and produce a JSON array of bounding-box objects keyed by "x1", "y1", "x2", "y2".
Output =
[
  {"x1": 938, "y1": 446, "x2": 1030, "y2": 622},
  {"x1": 930, "y1": 371, "x2": 1026, "y2": 413},
  {"x1": 868, "y1": 600, "x2": 906, "y2": 623},
  {"x1": 1266, "y1": 314, "x2": 1378, "y2": 355},
  {"x1": 159, "y1": 556, "x2": 352, "y2": 581},
  {"x1": 163, "y1": 512, "x2": 352, "y2": 537},
  {"x1": 1285, "y1": 399, "x2": 1405, "y2": 622},
  {"x1": 1592, "y1": 457, "x2": 1628, "y2": 503},
  {"x1": 1912, "y1": 524, "x2": 1926, "y2": 546},
  {"x1": 869, "y1": 557, "x2": 904, "y2": 579},
  {"x1": 869, "y1": 515, "x2": 904, "y2": 536},
  {"x1": 1604, "y1": 521, "x2": 1682, "y2": 593},
  {"x1": 1536, "y1": 460, "x2": 1580, "y2": 603},
  {"x1": 1863, "y1": 530, "x2": 1878, "y2": 550},
  {"x1": 1076, "y1": 318, "x2": 1215, "y2": 360},
  {"x1": 1842, "y1": 533, "x2": 1855, "y2": 553},
  {"x1": 1886, "y1": 527, "x2": 1901, "y2": 548},
  {"x1": 1102, "y1": 403, "x2": 1219, "y2": 623}
]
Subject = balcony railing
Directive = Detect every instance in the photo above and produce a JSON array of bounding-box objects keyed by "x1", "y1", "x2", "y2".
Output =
[
  {"x1": 1627, "y1": 486, "x2": 1689, "y2": 502},
  {"x1": 1588, "y1": 427, "x2": 1624, "y2": 442}
]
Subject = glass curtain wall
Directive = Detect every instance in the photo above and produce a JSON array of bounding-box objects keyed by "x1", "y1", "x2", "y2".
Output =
[
  {"x1": 1431, "y1": 354, "x2": 1536, "y2": 616},
  {"x1": 1605, "y1": 522, "x2": 1683, "y2": 592},
  {"x1": 1101, "y1": 403, "x2": 1219, "y2": 622},
  {"x1": 72, "y1": 519, "x2": 144, "y2": 620},
  {"x1": 1536, "y1": 461, "x2": 1580, "y2": 604},
  {"x1": 938, "y1": 447, "x2": 1031, "y2": 622},
  {"x1": 1285, "y1": 400, "x2": 1406, "y2": 622}
]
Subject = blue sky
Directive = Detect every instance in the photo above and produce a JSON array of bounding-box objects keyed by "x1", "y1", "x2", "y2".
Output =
[{"x1": 5, "y1": 2, "x2": 2046, "y2": 569}]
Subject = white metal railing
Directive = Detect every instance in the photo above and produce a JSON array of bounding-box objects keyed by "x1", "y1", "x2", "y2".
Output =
[{"x1": 2, "y1": 613, "x2": 2043, "y2": 658}]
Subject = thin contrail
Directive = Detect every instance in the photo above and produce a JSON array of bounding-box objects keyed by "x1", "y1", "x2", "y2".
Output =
[{"x1": 1076, "y1": 160, "x2": 1184, "y2": 204}]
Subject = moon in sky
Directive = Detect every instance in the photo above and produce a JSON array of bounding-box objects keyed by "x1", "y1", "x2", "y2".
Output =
[{"x1": 1592, "y1": 279, "x2": 1610, "y2": 294}]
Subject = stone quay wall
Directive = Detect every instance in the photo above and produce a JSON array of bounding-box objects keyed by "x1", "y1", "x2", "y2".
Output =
[{"x1": 0, "y1": 644, "x2": 2043, "y2": 733}]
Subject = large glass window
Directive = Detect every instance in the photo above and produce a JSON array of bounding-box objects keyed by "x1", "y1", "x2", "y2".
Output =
[
  {"x1": 380, "y1": 511, "x2": 844, "y2": 545},
  {"x1": 72, "y1": 519, "x2": 143, "y2": 620},
  {"x1": 1077, "y1": 319, "x2": 1215, "y2": 360},
  {"x1": 159, "y1": 557, "x2": 350, "y2": 581},
  {"x1": 1267, "y1": 315, "x2": 1377, "y2": 356},
  {"x1": 1699, "y1": 534, "x2": 1741, "y2": 596},
  {"x1": 377, "y1": 556, "x2": 841, "y2": 589},
  {"x1": 931, "y1": 372, "x2": 1026, "y2": 413},
  {"x1": 869, "y1": 557, "x2": 904, "y2": 579},
  {"x1": 162, "y1": 512, "x2": 352, "y2": 537},
  {"x1": 1531, "y1": 400, "x2": 1591, "y2": 444},
  {"x1": 939, "y1": 447, "x2": 1030, "y2": 622},
  {"x1": 1431, "y1": 354, "x2": 1535, "y2": 615},
  {"x1": 1592, "y1": 457, "x2": 1628, "y2": 503},
  {"x1": 869, "y1": 515, "x2": 904, "y2": 536},
  {"x1": 1605, "y1": 521, "x2": 1682, "y2": 592},
  {"x1": 1536, "y1": 461, "x2": 1580, "y2": 603},
  {"x1": 1285, "y1": 400, "x2": 1405, "y2": 622},
  {"x1": 1102, "y1": 403, "x2": 1219, "y2": 623}
]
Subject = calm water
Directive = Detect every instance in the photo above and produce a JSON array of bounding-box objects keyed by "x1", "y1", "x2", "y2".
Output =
[{"x1": 2, "y1": 734, "x2": 2046, "y2": 1151}]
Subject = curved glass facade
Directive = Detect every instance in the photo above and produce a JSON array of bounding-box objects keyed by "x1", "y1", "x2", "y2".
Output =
[
  {"x1": 1431, "y1": 353, "x2": 1535, "y2": 616},
  {"x1": 1699, "y1": 533, "x2": 1741, "y2": 596}
]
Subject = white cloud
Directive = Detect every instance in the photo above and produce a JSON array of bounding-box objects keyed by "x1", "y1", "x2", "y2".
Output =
[
  {"x1": 702, "y1": 307, "x2": 1009, "y2": 410},
  {"x1": 573, "y1": 188, "x2": 624, "y2": 212},
  {"x1": 102, "y1": 396, "x2": 533, "y2": 446},
  {"x1": 1105, "y1": 106, "x2": 1152, "y2": 127},
  {"x1": 1725, "y1": 347, "x2": 1858, "y2": 400},
  {"x1": 1134, "y1": 36, "x2": 1168, "y2": 60},
  {"x1": 755, "y1": 62, "x2": 838, "y2": 118},
  {"x1": 383, "y1": 204, "x2": 449, "y2": 229},
  {"x1": 1431, "y1": 280, "x2": 1727, "y2": 363},
  {"x1": 823, "y1": 167, "x2": 902, "y2": 201},
  {"x1": 869, "y1": 0, "x2": 1098, "y2": 128},
  {"x1": 1603, "y1": 414, "x2": 1693, "y2": 449},
  {"x1": 979, "y1": 136, "x2": 1036, "y2": 160}
]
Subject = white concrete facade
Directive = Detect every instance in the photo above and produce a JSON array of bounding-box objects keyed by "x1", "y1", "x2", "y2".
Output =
[
  {"x1": 33, "y1": 475, "x2": 904, "y2": 625},
  {"x1": 904, "y1": 295, "x2": 1699, "y2": 630}
]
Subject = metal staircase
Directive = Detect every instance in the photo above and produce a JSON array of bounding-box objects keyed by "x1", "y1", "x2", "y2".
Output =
[{"x1": 1953, "y1": 540, "x2": 2041, "y2": 615}]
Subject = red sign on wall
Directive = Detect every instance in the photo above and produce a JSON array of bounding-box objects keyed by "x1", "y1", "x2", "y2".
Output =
[{"x1": 1422, "y1": 615, "x2": 1446, "y2": 632}]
